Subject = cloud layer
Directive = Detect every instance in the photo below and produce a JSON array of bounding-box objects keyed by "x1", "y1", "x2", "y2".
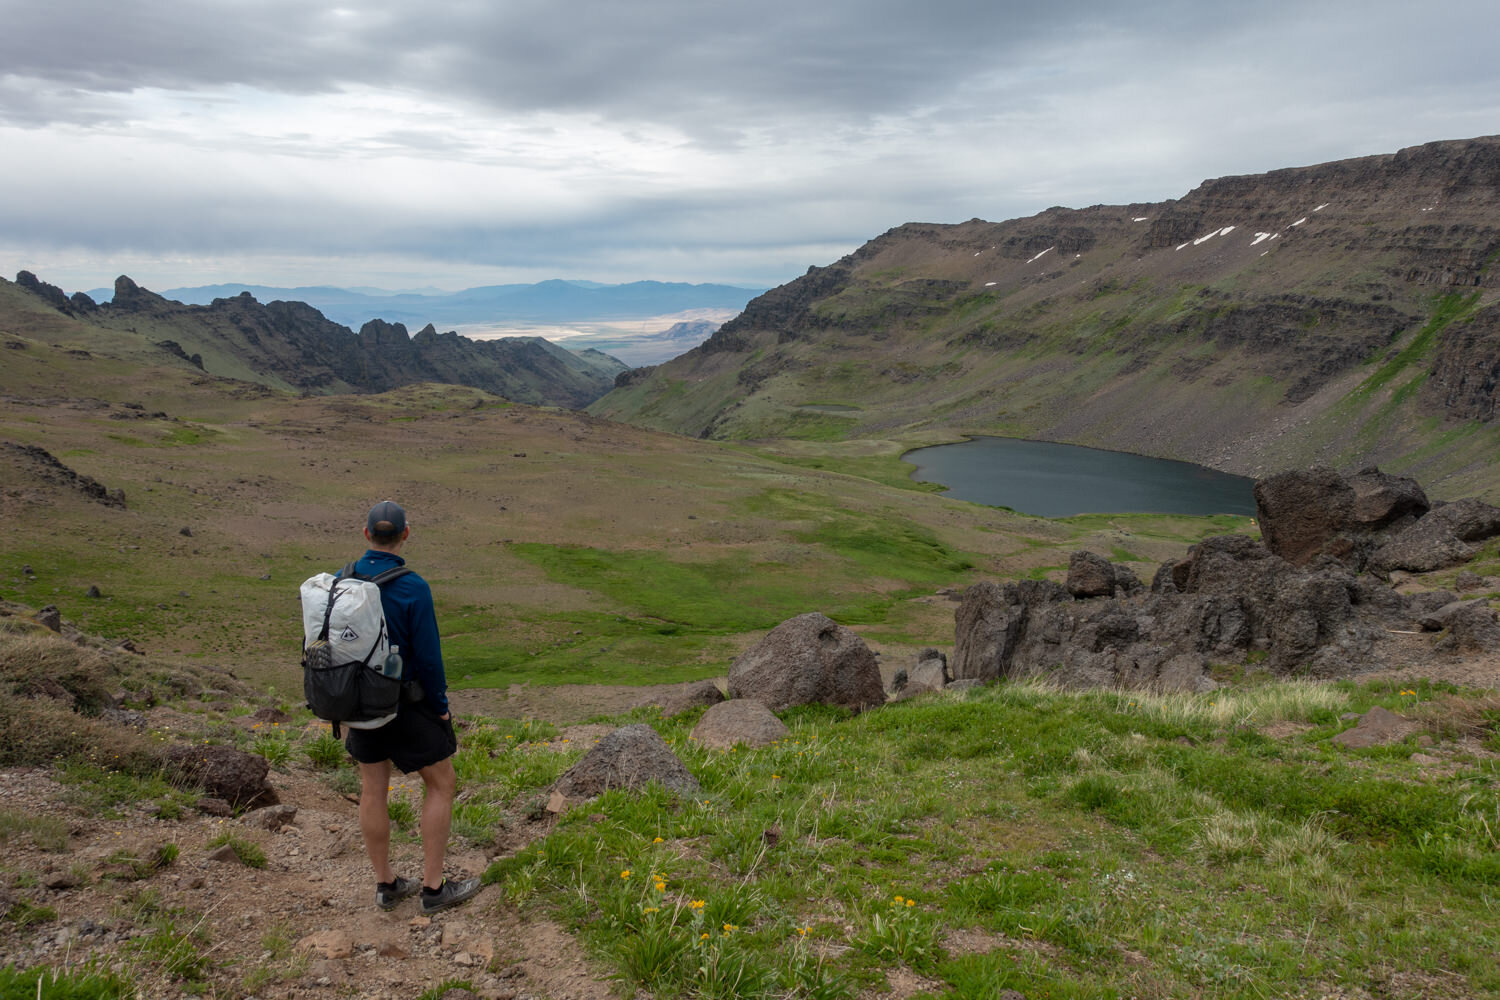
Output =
[{"x1": 4, "y1": 0, "x2": 1499, "y2": 291}]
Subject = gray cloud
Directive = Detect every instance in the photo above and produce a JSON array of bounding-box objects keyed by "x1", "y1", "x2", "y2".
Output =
[{"x1": 3, "y1": 0, "x2": 1499, "y2": 291}]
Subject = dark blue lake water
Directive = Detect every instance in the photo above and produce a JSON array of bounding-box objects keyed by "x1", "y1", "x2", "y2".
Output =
[{"x1": 903, "y1": 437, "x2": 1257, "y2": 518}]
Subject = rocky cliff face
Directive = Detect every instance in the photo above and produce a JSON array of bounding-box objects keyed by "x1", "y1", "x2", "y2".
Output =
[
  {"x1": 6, "y1": 276, "x2": 627, "y2": 408},
  {"x1": 594, "y1": 136, "x2": 1500, "y2": 497}
]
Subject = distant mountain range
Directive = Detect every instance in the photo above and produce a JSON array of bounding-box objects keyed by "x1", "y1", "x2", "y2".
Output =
[
  {"x1": 5, "y1": 274, "x2": 631, "y2": 408},
  {"x1": 84, "y1": 278, "x2": 765, "y2": 331}
]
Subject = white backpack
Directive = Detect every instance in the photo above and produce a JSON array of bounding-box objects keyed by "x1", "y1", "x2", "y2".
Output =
[{"x1": 299, "y1": 563, "x2": 410, "y2": 733}]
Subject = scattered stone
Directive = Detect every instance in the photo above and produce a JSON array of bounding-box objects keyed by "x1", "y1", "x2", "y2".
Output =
[
  {"x1": 1332, "y1": 706, "x2": 1415, "y2": 748},
  {"x1": 908, "y1": 648, "x2": 950, "y2": 691},
  {"x1": 85, "y1": 585, "x2": 102, "y2": 599},
  {"x1": 631, "y1": 679, "x2": 724, "y2": 717},
  {"x1": 208, "y1": 844, "x2": 241, "y2": 864},
  {"x1": 1454, "y1": 570, "x2": 1485, "y2": 592},
  {"x1": 196, "y1": 797, "x2": 233, "y2": 817},
  {"x1": 727, "y1": 612, "x2": 884, "y2": 713},
  {"x1": 691, "y1": 699, "x2": 787, "y2": 749},
  {"x1": 549, "y1": 724, "x2": 701, "y2": 800},
  {"x1": 241, "y1": 803, "x2": 298, "y2": 831},
  {"x1": 179, "y1": 526, "x2": 193, "y2": 537},
  {"x1": 36, "y1": 605, "x2": 61, "y2": 631},
  {"x1": 298, "y1": 929, "x2": 354, "y2": 960}
]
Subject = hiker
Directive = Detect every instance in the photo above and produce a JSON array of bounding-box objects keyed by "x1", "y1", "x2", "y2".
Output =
[{"x1": 344, "y1": 500, "x2": 481, "y2": 914}]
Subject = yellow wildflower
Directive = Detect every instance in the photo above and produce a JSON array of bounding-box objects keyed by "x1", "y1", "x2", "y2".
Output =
[
  {"x1": 689, "y1": 899, "x2": 705, "y2": 910},
  {"x1": 620, "y1": 870, "x2": 631, "y2": 880}
]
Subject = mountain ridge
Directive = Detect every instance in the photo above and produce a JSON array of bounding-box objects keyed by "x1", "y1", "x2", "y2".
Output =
[
  {"x1": 82, "y1": 277, "x2": 765, "y2": 331},
  {"x1": 3, "y1": 273, "x2": 629, "y2": 408},
  {"x1": 591, "y1": 135, "x2": 1500, "y2": 498}
]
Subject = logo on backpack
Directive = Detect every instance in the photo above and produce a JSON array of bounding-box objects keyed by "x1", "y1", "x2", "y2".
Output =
[{"x1": 300, "y1": 561, "x2": 411, "y2": 733}]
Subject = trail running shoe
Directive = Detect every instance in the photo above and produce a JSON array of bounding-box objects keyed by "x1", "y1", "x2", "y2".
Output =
[
  {"x1": 375, "y1": 875, "x2": 420, "y2": 911},
  {"x1": 421, "y1": 876, "x2": 482, "y2": 914}
]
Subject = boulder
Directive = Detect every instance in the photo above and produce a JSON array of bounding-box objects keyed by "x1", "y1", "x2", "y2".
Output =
[
  {"x1": 1454, "y1": 570, "x2": 1485, "y2": 593},
  {"x1": 727, "y1": 613, "x2": 884, "y2": 713},
  {"x1": 1253, "y1": 467, "x2": 1357, "y2": 566},
  {"x1": 1405, "y1": 590, "x2": 1459, "y2": 621},
  {"x1": 1113, "y1": 564, "x2": 1145, "y2": 597},
  {"x1": 632, "y1": 680, "x2": 725, "y2": 718},
  {"x1": 1432, "y1": 601, "x2": 1500, "y2": 654},
  {"x1": 691, "y1": 700, "x2": 787, "y2": 749},
  {"x1": 1426, "y1": 497, "x2": 1500, "y2": 542},
  {"x1": 1254, "y1": 464, "x2": 1374, "y2": 566},
  {"x1": 164, "y1": 743, "x2": 276, "y2": 809},
  {"x1": 549, "y1": 724, "x2": 700, "y2": 800},
  {"x1": 1066, "y1": 551, "x2": 1115, "y2": 598},
  {"x1": 908, "y1": 649, "x2": 950, "y2": 690},
  {"x1": 1369, "y1": 519, "x2": 1475, "y2": 573},
  {"x1": 1347, "y1": 467, "x2": 1429, "y2": 529},
  {"x1": 1416, "y1": 598, "x2": 1487, "y2": 631}
]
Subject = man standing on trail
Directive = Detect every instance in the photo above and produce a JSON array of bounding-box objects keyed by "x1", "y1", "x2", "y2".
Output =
[{"x1": 344, "y1": 500, "x2": 481, "y2": 914}]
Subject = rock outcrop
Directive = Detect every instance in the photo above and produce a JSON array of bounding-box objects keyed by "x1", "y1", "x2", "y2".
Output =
[{"x1": 954, "y1": 466, "x2": 1500, "y2": 690}]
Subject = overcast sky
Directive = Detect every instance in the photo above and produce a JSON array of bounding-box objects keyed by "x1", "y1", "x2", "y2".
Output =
[{"x1": 3, "y1": 0, "x2": 1498, "y2": 294}]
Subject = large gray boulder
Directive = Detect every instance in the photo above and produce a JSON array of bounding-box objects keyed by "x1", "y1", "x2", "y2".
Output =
[
  {"x1": 1367, "y1": 498, "x2": 1500, "y2": 573},
  {"x1": 1253, "y1": 467, "x2": 1358, "y2": 567},
  {"x1": 550, "y1": 724, "x2": 700, "y2": 800},
  {"x1": 727, "y1": 613, "x2": 884, "y2": 713},
  {"x1": 691, "y1": 700, "x2": 787, "y2": 749},
  {"x1": 1369, "y1": 519, "x2": 1475, "y2": 573}
]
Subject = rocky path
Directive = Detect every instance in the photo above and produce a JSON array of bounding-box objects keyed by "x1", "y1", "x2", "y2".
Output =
[{"x1": 0, "y1": 751, "x2": 615, "y2": 1000}]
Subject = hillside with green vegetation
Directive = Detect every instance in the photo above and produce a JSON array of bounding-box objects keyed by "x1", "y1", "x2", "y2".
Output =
[{"x1": 594, "y1": 136, "x2": 1500, "y2": 501}]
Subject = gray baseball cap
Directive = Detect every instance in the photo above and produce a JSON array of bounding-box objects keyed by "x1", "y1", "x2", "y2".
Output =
[{"x1": 366, "y1": 500, "x2": 407, "y2": 536}]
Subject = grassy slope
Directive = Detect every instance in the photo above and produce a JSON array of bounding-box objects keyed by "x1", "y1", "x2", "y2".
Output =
[
  {"x1": 593, "y1": 210, "x2": 1500, "y2": 501},
  {"x1": 0, "y1": 338, "x2": 1248, "y2": 696}
]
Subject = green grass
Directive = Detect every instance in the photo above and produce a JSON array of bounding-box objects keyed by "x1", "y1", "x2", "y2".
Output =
[
  {"x1": 471, "y1": 678, "x2": 1500, "y2": 1000},
  {"x1": 0, "y1": 965, "x2": 134, "y2": 999}
]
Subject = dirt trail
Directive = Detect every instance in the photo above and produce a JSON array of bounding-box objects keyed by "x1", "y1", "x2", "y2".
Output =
[{"x1": 0, "y1": 739, "x2": 617, "y2": 1000}]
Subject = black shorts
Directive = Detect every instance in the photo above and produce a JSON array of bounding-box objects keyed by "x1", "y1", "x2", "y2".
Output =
[{"x1": 345, "y1": 701, "x2": 457, "y2": 774}]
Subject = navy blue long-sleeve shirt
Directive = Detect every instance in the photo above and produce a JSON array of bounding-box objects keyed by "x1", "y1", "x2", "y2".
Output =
[{"x1": 346, "y1": 550, "x2": 448, "y2": 715}]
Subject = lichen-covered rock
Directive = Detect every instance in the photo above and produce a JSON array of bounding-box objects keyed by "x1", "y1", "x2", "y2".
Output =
[
  {"x1": 727, "y1": 613, "x2": 884, "y2": 713},
  {"x1": 550, "y1": 724, "x2": 700, "y2": 800}
]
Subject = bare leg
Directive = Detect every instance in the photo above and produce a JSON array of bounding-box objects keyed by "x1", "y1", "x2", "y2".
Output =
[
  {"x1": 357, "y1": 760, "x2": 395, "y2": 884},
  {"x1": 417, "y1": 757, "x2": 457, "y2": 889}
]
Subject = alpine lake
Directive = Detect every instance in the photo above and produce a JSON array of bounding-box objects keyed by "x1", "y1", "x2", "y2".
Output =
[{"x1": 903, "y1": 436, "x2": 1257, "y2": 518}]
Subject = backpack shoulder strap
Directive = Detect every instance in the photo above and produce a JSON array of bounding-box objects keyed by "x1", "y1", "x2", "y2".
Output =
[{"x1": 369, "y1": 566, "x2": 412, "y2": 587}]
